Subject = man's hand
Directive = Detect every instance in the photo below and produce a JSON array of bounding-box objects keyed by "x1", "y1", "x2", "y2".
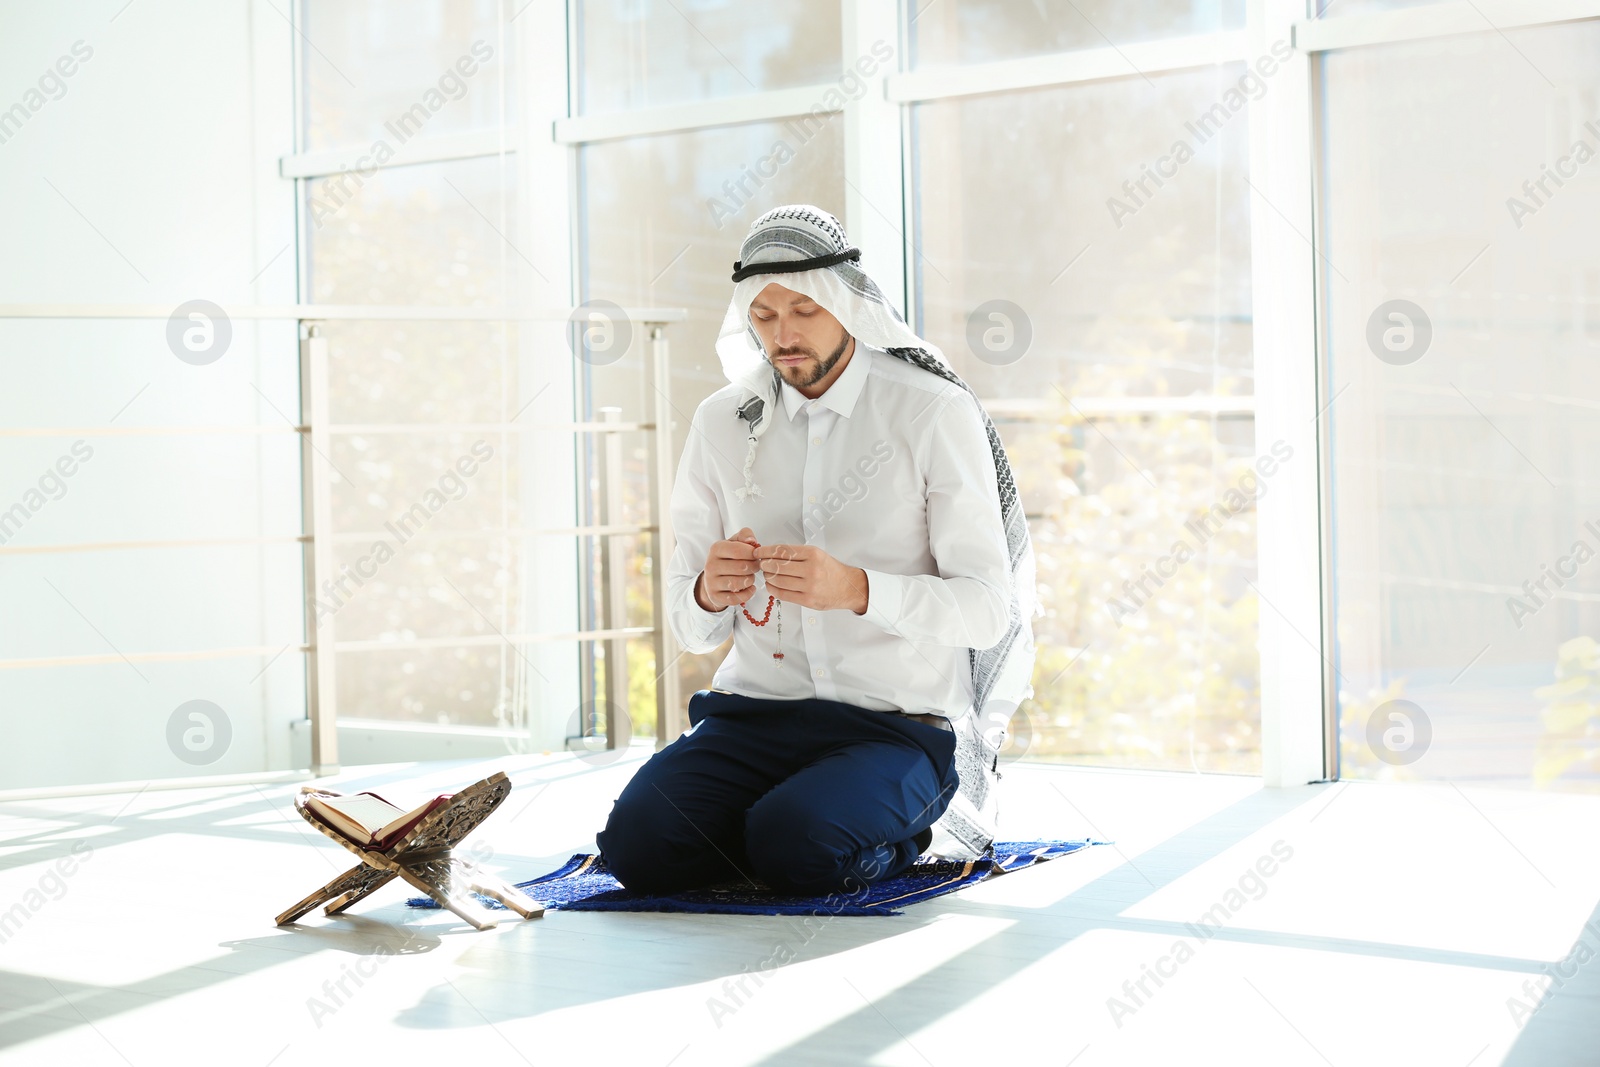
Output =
[
  {"x1": 696, "y1": 527, "x2": 761, "y2": 612},
  {"x1": 754, "y1": 543, "x2": 869, "y2": 614}
]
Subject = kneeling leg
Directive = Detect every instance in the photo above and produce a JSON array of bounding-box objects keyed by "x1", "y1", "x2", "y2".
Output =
[
  {"x1": 597, "y1": 716, "x2": 776, "y2": 893},
  {"x1": 743, "y1": 739, "x2": 956, "y2": 896}
]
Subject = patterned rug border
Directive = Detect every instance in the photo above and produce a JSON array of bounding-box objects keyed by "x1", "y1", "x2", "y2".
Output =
[{"x1": 406, "y1": 839, "x2": 1110, "y2": 917}]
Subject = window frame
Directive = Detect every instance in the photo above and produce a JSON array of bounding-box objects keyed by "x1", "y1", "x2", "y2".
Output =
[{"x1": 273, "y1": 0, "x2": 1600, "y2": 783}]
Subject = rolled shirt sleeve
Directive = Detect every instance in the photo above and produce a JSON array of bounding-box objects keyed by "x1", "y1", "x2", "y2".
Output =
[{"x1": 858, "y1": 389, "x2": 1011, "y2": 650}]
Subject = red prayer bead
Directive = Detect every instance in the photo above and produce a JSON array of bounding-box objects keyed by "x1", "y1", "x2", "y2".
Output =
[{"x1": 741, "y1": 594, "x2": 776, "y2": 626}]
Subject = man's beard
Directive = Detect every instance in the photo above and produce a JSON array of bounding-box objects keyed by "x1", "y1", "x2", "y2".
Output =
[{"x1": 770, "y1": 330, "x2": 852, "y2": 387}]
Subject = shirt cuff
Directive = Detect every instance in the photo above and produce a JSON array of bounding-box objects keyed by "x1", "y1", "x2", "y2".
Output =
[
  {"x1": 686, "y1": 571, "x2": 730, "y2": 639},
  {"x1": 858, "y1": 567, "x2": 904, "y2": 632}
]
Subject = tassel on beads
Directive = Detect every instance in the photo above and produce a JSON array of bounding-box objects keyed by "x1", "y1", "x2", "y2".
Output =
[{"x1": 733, "y1": 432, "x2": 763, "y2": 501}]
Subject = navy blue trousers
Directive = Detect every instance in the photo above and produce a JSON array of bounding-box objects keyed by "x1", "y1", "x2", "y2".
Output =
[{"x1": 596, "y1": 689, "x2": 960, "y2": 896}]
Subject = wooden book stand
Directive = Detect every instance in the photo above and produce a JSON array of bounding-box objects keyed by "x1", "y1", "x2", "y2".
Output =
[{"x1": 274, "y1": 771, "x2": 544, "y2": 931}]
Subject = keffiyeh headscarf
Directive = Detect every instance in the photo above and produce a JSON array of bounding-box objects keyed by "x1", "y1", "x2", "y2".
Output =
[{"x1": 716, "y1": 204, "x2": 1042, "y2": 859}]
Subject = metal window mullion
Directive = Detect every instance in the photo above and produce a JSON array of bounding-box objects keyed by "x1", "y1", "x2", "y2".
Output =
[
  {"x1": 554, "y1": 82, "x2": 845, "y2": 144},
  {"x1": 300, "y1": 325, "x2": 339, "y2": 775},
  {"x1": 334, "y1": 627, "x2": 656, "y2": 653},
  {"x1": 600, "y1": 406, "x2": 630, "y2": 749},
  {"x1": 650, "y1": 326, "x2": 683, "y2": 747},
  {"x1": 545, "y1": 33, "x2": 1259, "y2": 145},
  {"x1": 524, "y1": 0, "x2": 588, "y2": 752},
  {"x1": 886, "y1": 29, "x2": 1250, "y2": 103},
  {"x1": 325, "y1": 420, "x2": 655, "y2": 434},
  {"x1": 281, "y1": 129, "x2": 516, "y2": 180},
  {"x1": 1293, "y1": 0, "x2": 1600, "y2": 53},
  {"x1": 329, "y1": 523, "x2": 657, "y2": 544},
  {"x1": 844, "y1": 0, "x2": 908, "y2": 316},
  {"x1": 1248, "y1": 0, "x2": 1328, "y2": 787}
]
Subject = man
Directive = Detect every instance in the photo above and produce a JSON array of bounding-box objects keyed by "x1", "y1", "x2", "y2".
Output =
[{"x1": 596, "y1": 204, "x2": 1039, "y2": 897}]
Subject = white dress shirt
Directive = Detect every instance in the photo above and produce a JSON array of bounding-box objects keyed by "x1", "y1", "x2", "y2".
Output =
[{"x1": 666, "y1": 342, "x2": 1012, "y2": 719}]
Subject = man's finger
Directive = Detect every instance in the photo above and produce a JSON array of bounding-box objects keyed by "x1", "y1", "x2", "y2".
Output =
[
  {"x1": 716, "y1": 540, "x2": 757, "y2": 560},
  {"x1": 754, "y1": 543, "x2": 807, "y2": 561},
  {"x1": 766, "y1": 585, "x2": 813, "y2": 609},
  {"x1": 761, "y1": 571, "x2": 806, "y2": 592}
]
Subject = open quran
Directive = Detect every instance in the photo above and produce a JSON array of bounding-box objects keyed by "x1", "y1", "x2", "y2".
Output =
[
  {"x1": 304, "y1": 791, "x2": 454, "y2": 852},
  {"x1": 275, "y1": 772, "x2": 543, "y2": 930}
]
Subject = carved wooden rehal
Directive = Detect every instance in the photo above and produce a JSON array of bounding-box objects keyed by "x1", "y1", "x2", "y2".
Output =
[{"x1": 274, "y1": 771, "x2": 543, "y2": 930}]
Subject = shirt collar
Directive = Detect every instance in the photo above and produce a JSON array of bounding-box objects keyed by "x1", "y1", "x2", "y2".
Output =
[{"x1": 780, "y1": 340, "x2": 872, "y2": 421}]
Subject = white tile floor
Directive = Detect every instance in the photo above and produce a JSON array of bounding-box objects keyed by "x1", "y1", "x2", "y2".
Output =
[{"x1": 0, "y1": 751, "x2": 1596, "y2": 1066}]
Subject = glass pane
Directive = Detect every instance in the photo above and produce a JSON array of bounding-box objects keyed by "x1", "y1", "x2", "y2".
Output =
[
  {"x1": 911, "y1": 0, "x2": 1245, "y2": 67},
  {"x1": 306, "y1": 155, "x2": 563, "y2": 733},
  {"x1": 306, "y1": 154, "x2": 531, "y2": 306},
  {"x1": 323, "y1": 320, "x2": 522, "y2": 425},
  {"x1": 301, "y1": 0, "x2": 572, "y2": 738},
  {"x1": 302, "y1": 0, "x2": 515, "y2": 150},
  {"x1": 1320, "y1": 24, "x2": 1600, "y2": 789},
  {"x1": 310, "y1": 331, "x2": 572, "y2": 730},
  {"x1": 578, "y1": 119, "x2": 846, "y2": 727},
  {"x1": 339, "y1": 644, "x2": 527, "y2": 727},
  {"x1": 911, "y1": 65, "x2": 1258, "y2": 772},
  {"x1": 577, "y1": 0, "x2": 842, "y2": 112}
]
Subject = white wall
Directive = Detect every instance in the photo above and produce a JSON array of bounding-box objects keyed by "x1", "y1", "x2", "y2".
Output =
[{"x1": 0, "y1": 0, "x2": 302, "y2": 788}]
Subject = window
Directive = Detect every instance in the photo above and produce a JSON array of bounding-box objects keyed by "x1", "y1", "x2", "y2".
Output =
[
  {"x1": 301, "y1": 1, "x2": 556, "y2": 734},
  {"x1": 577, "y1": 121, "x2": 847, "y2": 733},
  {"x1": 1319, "y1": 20, "x2": 1600, "y2": 787},
  {"x1": 576, "y1": 0, "x2": 841, "y2": 112},
  {"x1": 301, "y1": 0, "x2": 514, "y2": 150},
  {"x1": 910, "y1": 61, "x2": 1260, "y2": 772}
]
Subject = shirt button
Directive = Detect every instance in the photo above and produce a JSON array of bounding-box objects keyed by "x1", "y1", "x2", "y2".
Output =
[
  {"x1": 808, "y1": 495, "x2": 817, "y2": 503},
  {"x1": 807, "y1": 616, "x2": 816, "y2": 626},
  {"x1": 812, "y1": 436, "x2": 821, "y2": 445},
  {"x1": 815, "y1": 668, "x2": 825, "y2": 678}
]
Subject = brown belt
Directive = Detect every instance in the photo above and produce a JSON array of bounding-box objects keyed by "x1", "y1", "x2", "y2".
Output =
[
  {"x1": 708, "y1": 689, "x2": 956, "y2": 733},
  {"x1": 895, "y1": 711, "x2": 955, "y2": 733}
]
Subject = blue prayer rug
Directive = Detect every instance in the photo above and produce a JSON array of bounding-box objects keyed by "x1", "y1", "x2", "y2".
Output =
[{"x1": 405, "y1": 840, "x2": 1108, "y2": 917}]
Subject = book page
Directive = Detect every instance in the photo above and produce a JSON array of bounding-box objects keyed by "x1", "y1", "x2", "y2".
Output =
[
  {"x1": 314, "y1": 794, "x2": 407, "y2": 835},
  {"x1": 373, "y1": 796, "x2": 452, "y2": 845}
]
